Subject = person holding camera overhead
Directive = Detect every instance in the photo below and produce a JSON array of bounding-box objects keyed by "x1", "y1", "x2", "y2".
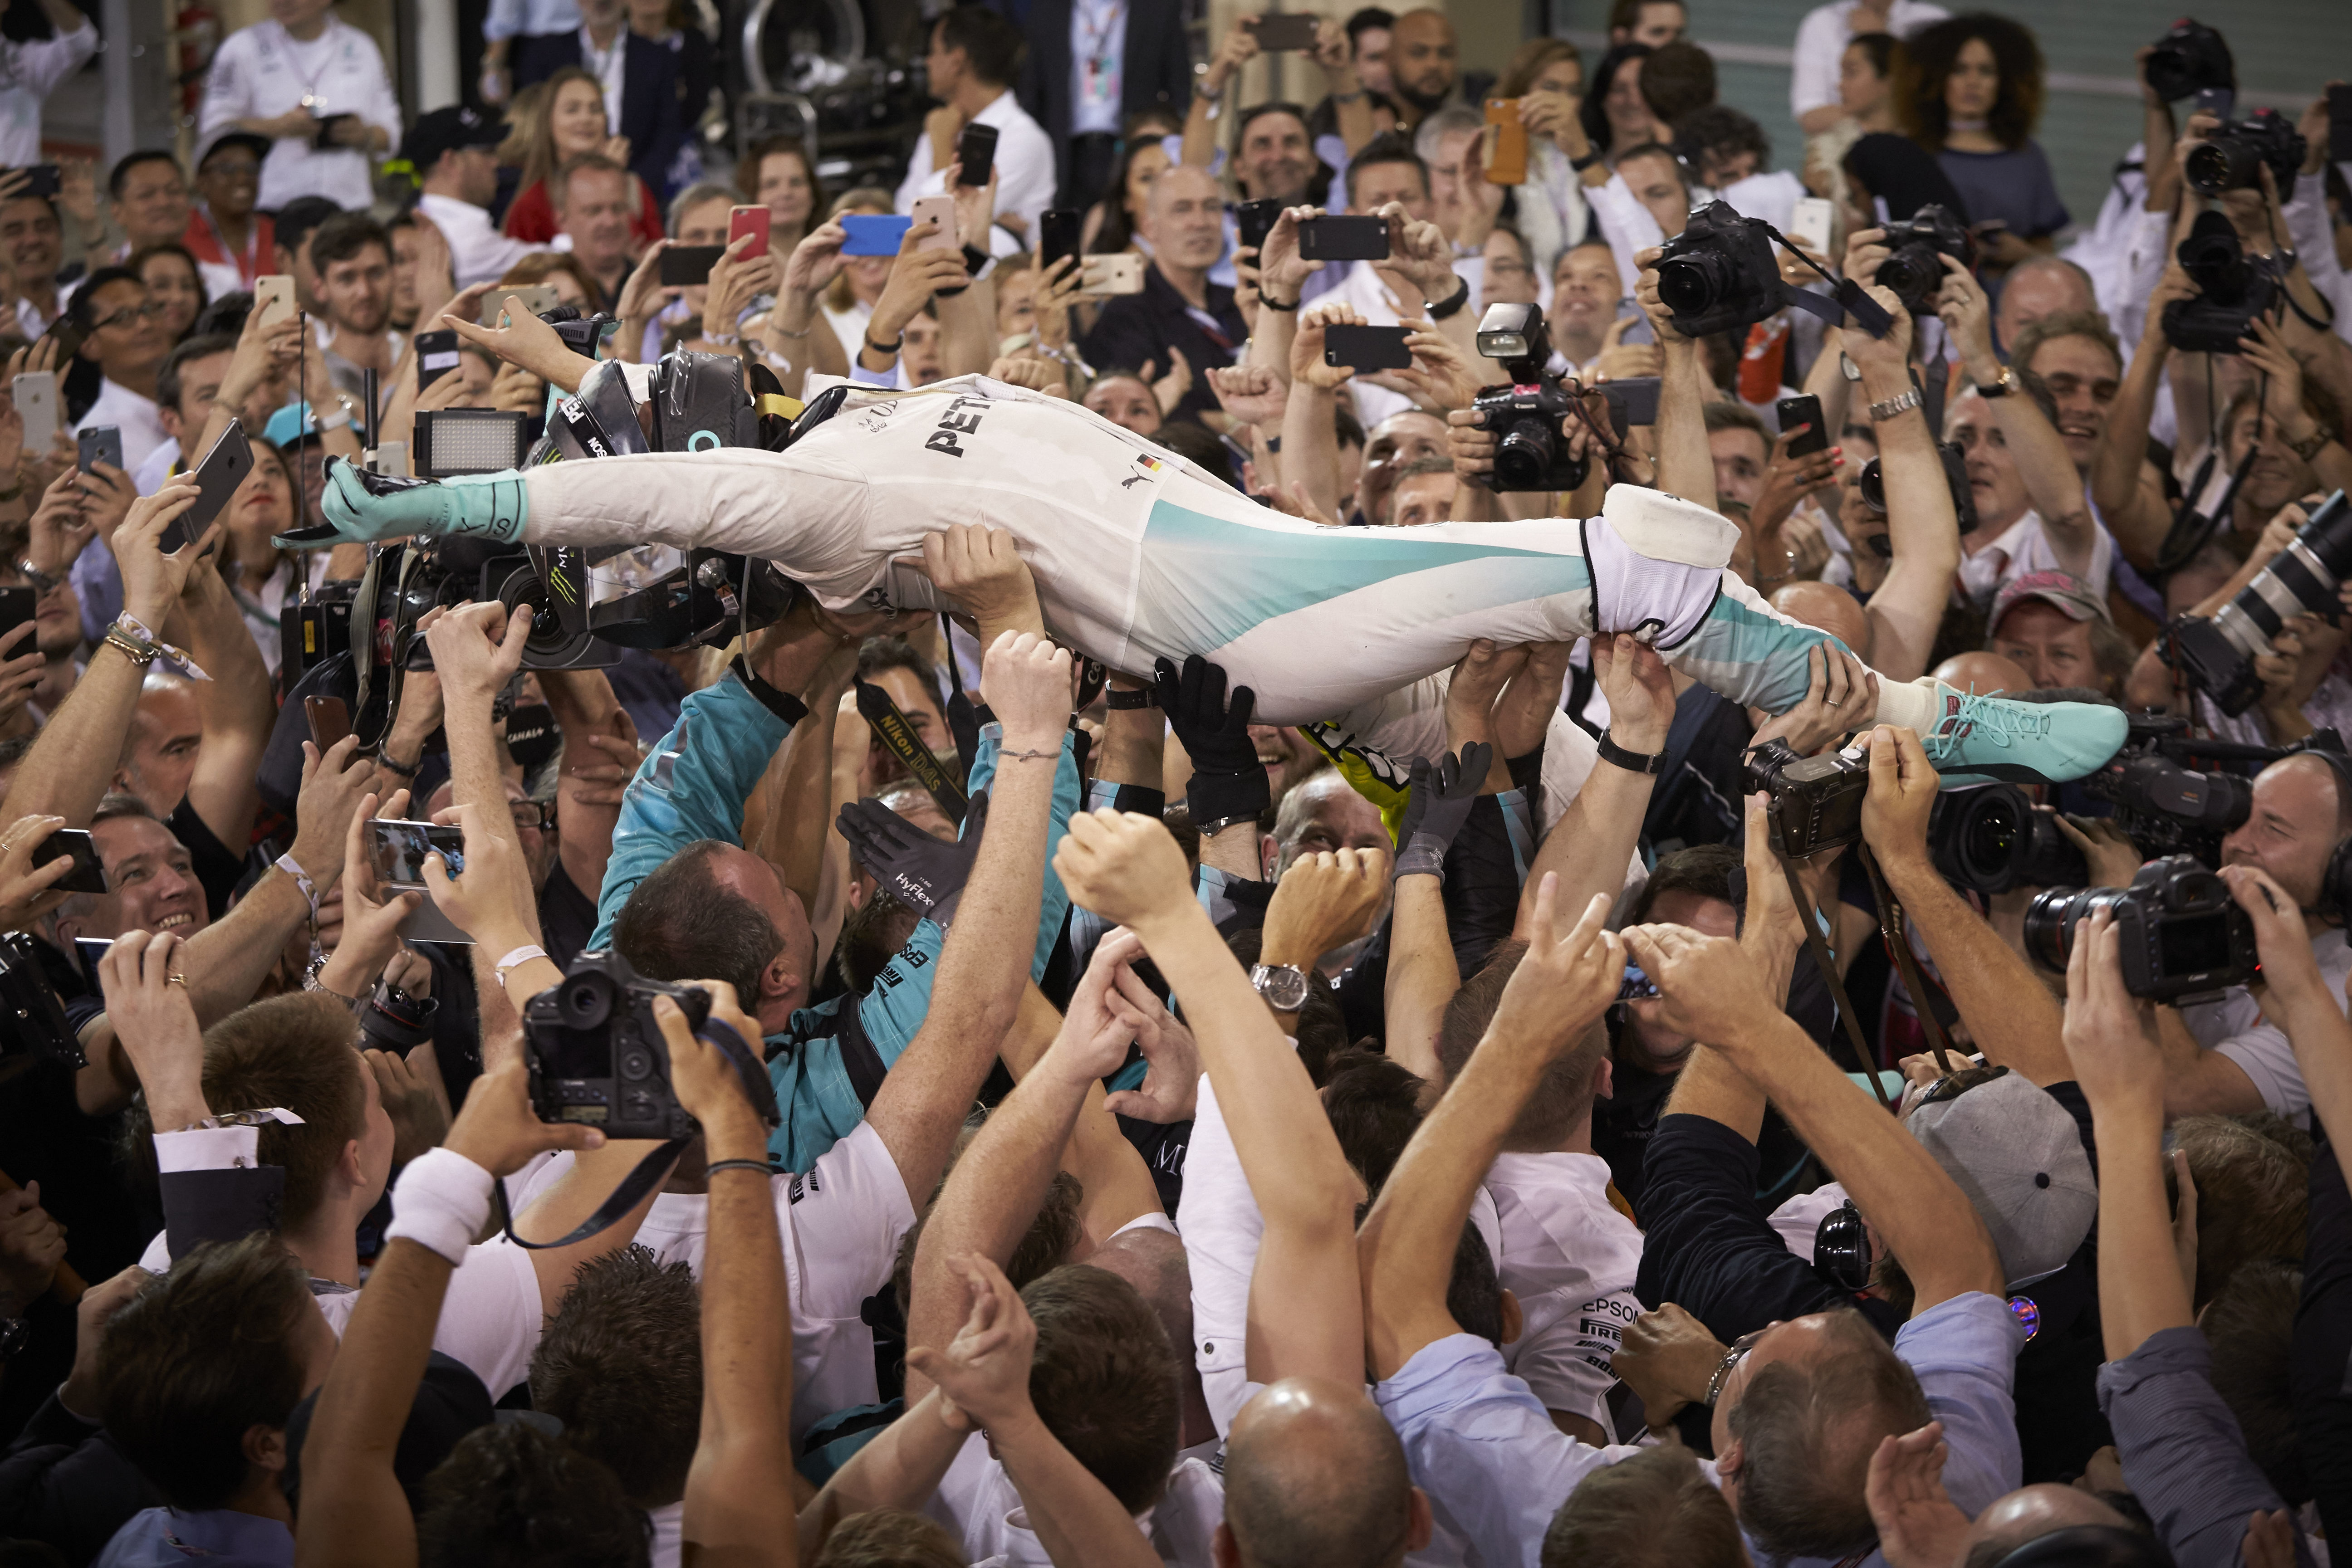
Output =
[{"x1": 196, "y1": 0, "x2": 400, "y2": 212}]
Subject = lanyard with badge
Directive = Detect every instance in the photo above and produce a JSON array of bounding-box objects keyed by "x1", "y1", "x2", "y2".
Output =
[{"x1": 1075, "y1": 0, "x2": 1122, "y2": 116}]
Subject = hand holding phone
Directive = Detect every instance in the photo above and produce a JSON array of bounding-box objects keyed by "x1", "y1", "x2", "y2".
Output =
[
  {"x1": 34, "y1": 828, "x2": 108, "y2": 895},
  {"x1": 659, "y1": 244, "x2": 723, "y2": 285},
  {"x1": 415, "y1": 328, "x2": 461, "y2": 390},
  {"x1": 253, "y1": 274, "x2": 297, "y2": 330},
  {"x1": 729, "y1": 205, "x2": 770, "y2": 261},
  {"x1": 840, "y1": 214, "x2": 913, "y2": 256},
  {"x1": 77, "y1": 426, "x2": 123, "y2": 476},
  {"x1": 1298, "y1": 215, "x2": 1390, "y2": 262},
  {"x1": 1776, "y1": 394, "x2": 1828, "y2": 459},
  {"x1": 158, "y1": 420, "x2": 255, "y2": 555},
  {"x1": 1250, "y1": 12, "x2": 1321, "y2": 50},
  {"x1": 954, "y1": 122, "x2": 998, "y2": 188},
  {"x1": 1323, "y1": 323, "x2": 1414, "y2": 372},
  {"x1": 911, "y1": 194, "x2": 959, "y2": 253}
]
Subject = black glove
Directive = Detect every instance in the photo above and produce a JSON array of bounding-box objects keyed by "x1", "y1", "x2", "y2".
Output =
[
  {"x1": 836, "y1": 790, "x2": 990, "y2": 927},
  {"x1": 1394, "y1": 743, "x2": 1491, "y2": 882},
  {"x1": 1155, "y1": 654, "x2": 1269, "y2": 829}
]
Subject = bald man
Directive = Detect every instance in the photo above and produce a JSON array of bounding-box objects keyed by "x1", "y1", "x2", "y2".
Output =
[
  {"x1": 1993, "y1": 255, "x2": 2099, "y2": 357},
  {"x1": 1386, "y1": 10, "x2": 1461, "y2": 126},
  {"x1": 1219, "y1": 1378, "x2": 1433, "y2": 1568},
  {"x1": 1080, "y1": 163, "x2": 1243, "y2": 425},
  {"x1": 1932, "y1": 650, "x2": 2033, "y2": 696},
  {"x1": 1770, "y1": 580, "x2": 1872, "y2": 662},
  {"x1": 1962, "y1": 1484, "x2": 2155, "y2": 1563}
]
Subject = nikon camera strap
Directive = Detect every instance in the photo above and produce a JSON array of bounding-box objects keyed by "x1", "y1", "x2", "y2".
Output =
[
  {"x1": 1776, "y1": 840, "x2": 1962, "y2": 1113},
  {"x1": 857, "y1": 677, "x2": 970, "y2": 827}
]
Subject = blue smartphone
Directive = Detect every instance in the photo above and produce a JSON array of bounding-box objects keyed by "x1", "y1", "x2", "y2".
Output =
[{"x1": 841, "y1": 214, "x2": 913, "y2": 257}]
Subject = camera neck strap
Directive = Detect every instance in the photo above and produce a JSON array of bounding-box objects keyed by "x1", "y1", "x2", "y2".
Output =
[
  {"x1": 1757, "y1": 221, "x2": 1898, "y2": 340},
  {"x1": 1856, "y1": 843, "x2": 1963, "y2": 1076},
  {"x1": 491, "y1": 1136, "x2": 688, "y2": 1251},
  {"x1": 855, "y1": 677, "x2": 971, "y2": 828},
  {"x1": 1776, "y1": 852, "x2": 1896, "y2": 1110}
]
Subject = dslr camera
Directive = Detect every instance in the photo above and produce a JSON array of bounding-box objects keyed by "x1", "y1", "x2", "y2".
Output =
[
  {"x1": 523, "y1": 951, "x2": 779, "y2": 1140},
  {"x1": 2161, "y1": 212, "x2": 2279, "y2": 354},
  {"x1": 1874, "y1": 205, "x2": 1972, "y2": 316},
  {"x1": 0, "y1": 930, "x2": 84, "y2": 1069},
  {"x1": 1857, "y1": 437, "x2": 1979, "y2": 537},
  {"x1": 1470, "y1": 303, "x2": 1591, "y2": 493},
  {"x1": 2023, "y1": 855, "x2": 2258, "y2": 1001},
  {"x1": 1746, "y1": 739, "x2": 1870, "y2": 858},
  {"x1": 1653, "y1": 200, "x2": 1788, "y2": 337},
  {"x1": 2170, "y1": 490, "x2": 2352, "y2": 715},
  {"x1": 2142, "y1": 18, "x2": 2234, "y2": 105},
  {"x1": 2185, "y1": 109, "x2": 2307, "y2": 197}
]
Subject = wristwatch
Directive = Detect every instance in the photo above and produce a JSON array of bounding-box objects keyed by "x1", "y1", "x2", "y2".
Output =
[
  {"x1": 1975, "y1": 364, "x2": 2020, "y2": 399},
  {"x1": 1868, "y1": 386, "x2": 1923, "y2": 422},
  {"x1": 1249, "y1": 962, "x2": 1311, "y2": 1012},
  {"x1": 1596, "y1": 729, "x2": 1665, "y2": 775}
]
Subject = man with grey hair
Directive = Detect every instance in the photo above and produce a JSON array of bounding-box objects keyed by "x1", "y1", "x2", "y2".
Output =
[{"x1": 1416, "y1": 104, "x2": 1497, "y2": 251}]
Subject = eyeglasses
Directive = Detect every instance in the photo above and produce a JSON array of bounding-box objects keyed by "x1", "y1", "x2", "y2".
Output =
[
  {"x1": 91, "y1": 301, "x2": 172, "y2": 331},
  {"x1": 510, "y1": 800, "x2": 555, "y2": 833}
]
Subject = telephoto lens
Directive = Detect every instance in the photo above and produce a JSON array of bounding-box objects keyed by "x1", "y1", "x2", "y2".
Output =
[
  {"x1": 1926, "y1": 784, "x2": 2088, "y2": 895},
  {"x1": 2171, "y1": 490, "x2": 2352, "y2": 715},
  {"x1": 2023, "y1": 855, "x2": 2259, "y2": 1001}
]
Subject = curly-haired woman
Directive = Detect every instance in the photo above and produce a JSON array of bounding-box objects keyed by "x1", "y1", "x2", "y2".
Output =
[{"x1": 1895, "y1": 13, "x2": 2066, "y2": 270}]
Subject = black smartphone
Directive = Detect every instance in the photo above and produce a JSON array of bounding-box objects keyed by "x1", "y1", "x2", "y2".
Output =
[
  {"x1": 161, "y1": 420, "x2": 255, "y2": 555},
  {"x1": 1601, "y1": 376, "x2": 1662, "y2": 434},
  {"x1": 659, "y1": 244, "x2": 723, "y2": 286},
  {"x1": 15, "y1": 163, "x2": 59, "y2": 199},
  {"x1": 955, "y1": 122, "x2": 998, "y2": 188},
  {"x1": 1038, "y1": 209, "x2": 1083, "y2": 276},
  {"x1": 0, "y1": 586, "x2": 34, "y2": 649},
  {"x1": 1298, "y1": 214, "x2": 1390, "y2": 262},
  {"x1": 368, "y1": 819, "x2": 467, "y2": 888},
  {"x1": 1235, "y1": 197, "x2": 1280, "y2": 254},
  {"x1": 2332, "y1": 83, "x2": 2352, "y2": 164},
  {"x1": 1776, "y1": 394, "x2": 1828, "y2": 458},
  {"x1": 1323, "y1": 323, "x2": 1414, "y2": 372},
  {"x1": 312, "y1": 113, "x2": 361, "y2": 150},
  {"x1": 77, "y1": 425, "x2": 123, "y2": 476},
  {"x1": 34, "y1": 828, "x2": 108, "y2": 895},
  {"x1": 415, "y1": 328, "x2": 461, "y2": 391},
  {"x1": 1252, "y1": 12, "x2": 1321, "y2": 50},
  {"x1": 74, "y1": 937, "x2": 112, "y2": 990}
]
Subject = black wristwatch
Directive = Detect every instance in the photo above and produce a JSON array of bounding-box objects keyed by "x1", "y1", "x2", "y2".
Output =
[
  {"x1": 1105, "y1": 687, "x2": 1158, "y2": 710},
  {"x1": 1427, "y1": 276, "x2": 1473, "y2": 320},
  {"x1": 1596, "y1": 729, "x2": 1665, "y2": 775},
  {"x1": 1570, "y1": 148, "x2": 1606, "y2": 172}
]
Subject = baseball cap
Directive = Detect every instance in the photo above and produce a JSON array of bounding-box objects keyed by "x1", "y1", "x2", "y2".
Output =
[
  {"x1": 1991, "y1": 570, "x2": 2110, "y2": 635},
  {"x1": 400, "y1": 105, "x2": 504, "y2": 171},
  {"x1": 1904, "y1": 1070, "x2": 2097, "y2": 1287},
  {"x1": 196, "y1": 130, "x2": 273, "y2": 171}
]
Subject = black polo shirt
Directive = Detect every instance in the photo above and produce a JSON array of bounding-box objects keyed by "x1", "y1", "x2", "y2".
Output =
[{"x1": 1078, "y1": 263, "x2": 1245, "y2": 427}]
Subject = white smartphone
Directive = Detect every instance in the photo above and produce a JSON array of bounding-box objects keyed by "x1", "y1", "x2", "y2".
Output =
[
  {"x1": 254, "y1": 274, "x2": 298, "y2": 329},
  {"x1": 13, "y1": 370, "x2": 57, "y2": 449},
  {"x1": 1079, "y1": 254, "x2": 1146, "y2": 296},
  {"x1": 1788, "y1": 197, "x2": 1836, "y2": 259},
  {"x1": 911, "y1": 194, "x2": 958, "y2": 254}
]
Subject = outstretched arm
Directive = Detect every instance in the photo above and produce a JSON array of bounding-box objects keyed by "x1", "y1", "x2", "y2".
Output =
[
  {"x1": 1845, "y1": 283, "x2": 1953, "y2": 684},
  {"x1": 1359, "y1": 878, "x2": 1622, "y2": 1378},
  {"x1": 1862, "y1": 728, "x2": 2072, "y2": 1085},
  {"x1": 168, "y1": 560, "x2": 272, "y2": 855},
  {"x1": 1635, "y1": 250, "x2": 1716, "y2": 513},
  {"x1": 1058, "y1": 811, "x2": 1367, "y2": 1390},
  {"x1": 1515, "y1": 635, "x2": 1673, "y2": 937}
]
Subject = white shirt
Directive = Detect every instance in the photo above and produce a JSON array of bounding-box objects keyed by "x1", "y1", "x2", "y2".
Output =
[
  {"x1": 2179, "y1": 926, "x2": 2351, "y2": 1125},
  {"x1": 894, "y1": 89, "x2": 1058, "y2": 244},
  {"x1": 1789, "y1": 0, "x2": 1950, "y2": 118},
  {"x1": 646, "y1": 1500, "x2": 682, "y2": 1568},
  {"x1": 1953, "y1": 508, "x2": 2116, "y2": 610},
  {"x1": 1485, "y1": 1152, "x2": 1644, "y2": 1429},
  {"x1": 0, "y1": 20, "x2": 96, "y2": 167},
  {"x1": 14, "y1": 274, "x2": 82, "y2": 342},
  {"x1": 416, "y1": 191, "x2": 553, "y2": 289},
  {"x1": 1068, "y1": 0, "x2": 1128, "y2": 137},
  {"x1": 1298, "y1": 255, "x2": 1483, "y2": 434},
  {"x1": 483, "y1": 0, "x2": 579, "y2": 41},
  {"x1": 934, "y1": 1434, "x2": 1224, "y2": 1568},
  {"x1": 578, "y1": 24, "x2": 627, "y2": 142},
  {"x1": 132, "y1": 437, "x2": 181, "y2": 497},
  {"x1": 74, "y1": 379, "x2": 172, "y2": 478},
  {"x1": 198, "y1": 18, "x2": 402, "y2": 210},
  {"x1": 514, "y1": 1120, "x2": 916, "y2": 1446}
]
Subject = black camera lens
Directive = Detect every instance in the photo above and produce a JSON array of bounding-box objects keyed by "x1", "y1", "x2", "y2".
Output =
[
  {"x1": 1929, "y1": 785, "x2": 2091, "y2": 895},
  {"x1": 1877, "y1": 248, "x2": 1941, "y2": 313},
  {"x1": 2143, "y1": 19, "x2": 2232, "y2": 103},
  {"x1": 2022, "y1": 885, "x2": 2117, "y2": 973},
  {"x1": 360, "y1": 983, "x2": 439, "y2": 1051},
  {"x1": 1494, "y1": 420, "x2": 1558, "y2": 492},
  {"x1": 1656, "y1": 250, "x2": 1735, "y2": 318},
  {"x1": 560, "y1": 970, "x2": 617, "y2": 1029},
  {"x1": 1858, "y1": 457, "x2": 1886, "y2": 514},
  {"x1": 2185, "y1": 137, "x2": 2259, "y2": 196}
]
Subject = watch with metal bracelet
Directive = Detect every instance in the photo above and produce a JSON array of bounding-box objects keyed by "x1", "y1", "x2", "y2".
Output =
[{"x1": 1249, "y1": 962, "x2": 1311, "y2": 1012}]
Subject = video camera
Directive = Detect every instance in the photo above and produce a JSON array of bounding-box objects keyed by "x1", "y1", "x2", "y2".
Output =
[
  {"x1": 523, "y1": 950, "x2": 779, "y2": 1139},
  {"x1": 2023, "y1": 855, "x2": 2258, "y2": 1001},
  {"x1": 1927, "y1": 784, "x2": 2087, "y2": 895},
  {"x1": 2161, "y1": 212, "x2": 2280, "y2": 354},
  {"x1": 2185, "y1": 109, "x2": 2306, "y2": 198},
  {"x1": 1469, "y1": 303, "x2": 1591, "y2": 493},
  {"x1": 2170, "y1": 491, "x2": 2352, "y2": 715},
  {"x1": 1874, "y1": 204, "x2": 1973, "y2": 316},
  {"x1": 2076, "y1": 713, "x2": 2255, "y2": 864}
]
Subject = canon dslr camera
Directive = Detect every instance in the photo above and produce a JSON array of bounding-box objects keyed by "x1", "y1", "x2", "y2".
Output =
[
  {"x1": 1470, "y1": 303, "x2": 1590, "y2": 493},
  {"x1": 1874, "y1": 205, "x2": 1971, "y2": 316},
  {"x1": 2024, "y1": 855, "x2": 2258, "y2": 1002},
  {"x1": 524, "y1": 951, "x2": 779, "y2": 1140}
]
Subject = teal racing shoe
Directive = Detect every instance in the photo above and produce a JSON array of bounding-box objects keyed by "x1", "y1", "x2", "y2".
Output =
[
  {"x1": 275, "y1": 459, "x2": 529, "y2": 549},
  {"x1": 1920, "y1": 685, "x2": 2129, "y2": 785}
]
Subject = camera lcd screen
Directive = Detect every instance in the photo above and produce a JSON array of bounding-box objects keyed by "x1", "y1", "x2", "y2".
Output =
[
  {"x1": 368, "y1": 820, "x2": 465, "y2": 888},
  {"x1": 2156, "y1": 913, "x2": 2234, "y2": 977}
]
